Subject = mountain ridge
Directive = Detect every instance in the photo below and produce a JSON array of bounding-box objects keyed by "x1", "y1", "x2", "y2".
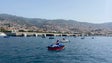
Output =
[{"x1": 0, "y1": 14, "x2": 112, "y2": 33}]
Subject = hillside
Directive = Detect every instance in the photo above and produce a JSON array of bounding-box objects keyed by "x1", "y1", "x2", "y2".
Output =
[{"x1": 0, "y1": 14, "x2": 112, "y2": 34}]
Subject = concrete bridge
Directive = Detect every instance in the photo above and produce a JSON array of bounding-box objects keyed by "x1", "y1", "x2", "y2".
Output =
[{"x1": 15, "y1": 32, "x2": 81, "y2": 37}]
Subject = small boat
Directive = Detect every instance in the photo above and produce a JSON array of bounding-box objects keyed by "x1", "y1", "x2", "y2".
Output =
[
  {"x1": 60, "y1": 39, "x2": 70, "y2": 43},
  {"x1": 47, "y1": 44, "x2": 64, "y2": 51},
  {"x1": 0, "y1": 32, "x2": 7, "y2": 36},
  {"x1": 60, "y1": 38, "x2": 70, "y2": 43},
  {"x1": 81, "y1": 37, "x2": 84, "y2": 39},
  {"x1": 49, "y1": 36, "x2": 54, "y2": 39},
  {"x1": 81, "y1": 36, "x2": 85, "y2": 39},
  {"x1": 92, "y1": 37, "x2": 94, "y2": 39}
]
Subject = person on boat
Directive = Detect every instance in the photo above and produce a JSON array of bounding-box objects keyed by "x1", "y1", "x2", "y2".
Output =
[
  {"x1": 49, "y1": 40, "x2": 64, "y2": 47},
  {"x1": 50, "y1": 40, "x2": 60, "y2": 47},
  {"x1": 56, "y1": 40, "x2": 60, "y2": 45}
]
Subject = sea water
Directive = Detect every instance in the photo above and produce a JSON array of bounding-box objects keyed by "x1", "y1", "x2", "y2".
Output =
[{"x1": 0, "y1": 36, "x2": 112, "y2": 63}]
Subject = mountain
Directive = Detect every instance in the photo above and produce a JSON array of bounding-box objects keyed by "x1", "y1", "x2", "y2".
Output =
[{"x1": 0, "y1": 14, "x2": 112, "y2": 34}]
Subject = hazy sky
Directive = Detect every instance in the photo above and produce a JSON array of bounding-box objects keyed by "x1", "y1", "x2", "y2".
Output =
[{"x1": 0, "y1": 0, "x2": 112, "y2": 23}]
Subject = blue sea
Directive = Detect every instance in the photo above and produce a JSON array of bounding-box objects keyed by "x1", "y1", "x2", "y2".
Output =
[{"x1": 0, "y1": 36, "x2": 112, "y2": 63}]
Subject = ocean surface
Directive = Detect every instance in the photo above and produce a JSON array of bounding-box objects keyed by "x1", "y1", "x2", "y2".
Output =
[{"x1": 0, "y1": 36, "x2": 112, "y2": 63}]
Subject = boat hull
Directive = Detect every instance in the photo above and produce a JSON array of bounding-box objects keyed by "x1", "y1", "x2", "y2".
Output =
[{"x1": 48, "y1": 46, "x2": 64, "y2": 51}]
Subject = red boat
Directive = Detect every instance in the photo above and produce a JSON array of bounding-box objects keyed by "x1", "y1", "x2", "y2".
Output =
[{"x1": 47, "y1": 45, "x2": 64, "y2": 51}]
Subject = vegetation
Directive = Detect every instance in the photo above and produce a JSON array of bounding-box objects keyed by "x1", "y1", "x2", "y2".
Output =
[{"x1": 0, "y1": 14, "x2": 112, "y2": 35}]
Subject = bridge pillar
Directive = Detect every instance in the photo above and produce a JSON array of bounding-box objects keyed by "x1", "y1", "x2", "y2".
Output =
[
  {"x1": 44, "y1": 34, "x2": 46, "y2": 37},
  {"x1": 24, "y1": 33, "x2": 27, "y2": 37},
  {"x1": 61, "y1": 34, "x2": 62, "y2": 37},
  {"x1": 35, "y1": 34, "x2": 38, "y2": 37}
]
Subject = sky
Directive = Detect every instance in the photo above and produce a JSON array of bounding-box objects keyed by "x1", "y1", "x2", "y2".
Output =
[{"x1": 0, "y1": 0, "x2": 112, "y2": 23}]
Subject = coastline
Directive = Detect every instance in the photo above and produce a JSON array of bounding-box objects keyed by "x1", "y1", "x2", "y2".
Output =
[{"x1": 1, "y1": 32, "x2": 110, "y2": 37}]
